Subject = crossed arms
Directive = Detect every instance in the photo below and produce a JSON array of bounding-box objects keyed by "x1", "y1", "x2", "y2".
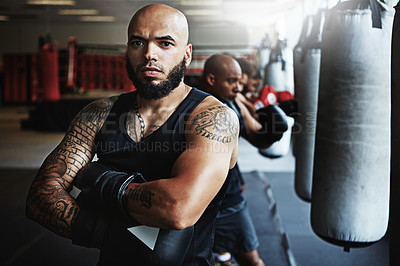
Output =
[{"x1": 26, "y1": 95, "x2": 239, "y2": 238}]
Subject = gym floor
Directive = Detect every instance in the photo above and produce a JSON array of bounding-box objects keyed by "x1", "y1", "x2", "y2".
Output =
[{"x1": 0, "y1": 105, "x2": 388, "y2": 266}]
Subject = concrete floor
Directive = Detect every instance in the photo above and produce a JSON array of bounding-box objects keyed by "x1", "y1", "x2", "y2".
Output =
[{"x1": 0, "y1": 105, "x2": 389, "y2": 266}]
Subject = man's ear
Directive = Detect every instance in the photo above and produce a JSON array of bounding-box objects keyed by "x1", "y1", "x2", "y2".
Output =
[
  {"x1": 206, "y1": 73, "x2": 215, "y2": 86},
  {"x1": 184, "y1": 43, "x2": 192, "y2": 66}
]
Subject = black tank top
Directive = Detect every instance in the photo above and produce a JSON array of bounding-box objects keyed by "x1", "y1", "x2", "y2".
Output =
[
  {"x1": 94, "y1": 88, "x2": 230, "y2": 266},
  {"x1": 216, "y1": 97, "x2": 245, "y2": 209}
]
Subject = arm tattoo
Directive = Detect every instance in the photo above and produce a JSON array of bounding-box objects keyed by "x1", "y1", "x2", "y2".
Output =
[
  {"x1": 192, "y1": 105, "x2": 238, "y2": 143},
  {"x1": 124, "y1": 187, "x2": 154, "y2": 209},
  {"x1": 148, "y1": 125, "x2": 161, "y2": 135},
  {"x1": 26, "y1": 97, "x2": 116, "y2": 238},
  {"x1": 27, "y1": 152, "x2": 79, "y2": 237}
]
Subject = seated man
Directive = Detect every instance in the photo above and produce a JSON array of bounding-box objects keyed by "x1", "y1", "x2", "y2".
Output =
[
  {"x1": 200, "y1": 54, "x2": 288, "y2": 266},
  {"x1": 26, "y1": 4, "x2": 239, "y2": 266}
]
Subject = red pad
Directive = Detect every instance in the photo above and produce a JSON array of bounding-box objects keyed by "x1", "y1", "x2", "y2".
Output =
[
  {"x1": 254, "y1": 85, "x2": 278, "y2": 107},
  {"x1": 277, "y1": 91, "x2": 294, "y2": 102}
]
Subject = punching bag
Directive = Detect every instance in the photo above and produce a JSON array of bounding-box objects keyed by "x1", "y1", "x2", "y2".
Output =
[
  {"x1": 282, "y1": 43, "x2": 295, "y2": 96},
  {"x1": 311, "y1": 0, "x2": 393, "y2": 249},
  {"x1": 293, "y1": 15, "x2": 313, "y2": 97},
  {"x1": 390, "y1": 2, "x2": 400, "y2": 265},
  {"x1": 294, "y1": 9, "x2": 327, "y2": 202},
  {"x1": 263, "y1": 40, "x2": 286, "y2": 92},
  {"x1": 66, "y1": 36, "x2": 77, "y2": 89},
  {"x1": 258, "y1": 35, "x2": 271, "y2": 79},
  {"x1": 293, "y1": 15, "x2": 314, "y2": 158},
  {"x1": 40, "y1": 43, "x2": 60, "y2": 102}
]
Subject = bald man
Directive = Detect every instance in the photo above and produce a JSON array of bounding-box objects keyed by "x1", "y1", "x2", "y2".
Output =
[
  {"x1": 26, "y1": 4, "x2": 239, "y2": 265},
  {"x1": 201, "y1": 54, "x2": 273, "y2": 148},
  {"x1": 201, "y1": 54, "x2": 272, "y2": 266}
]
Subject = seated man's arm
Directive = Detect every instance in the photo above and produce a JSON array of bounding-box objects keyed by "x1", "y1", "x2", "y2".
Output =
[
  {"x1": 25, "y1": 97, "x2": 116, "y2": 238},
  {"x1": 236, "y1": 95, "x2": 288, "y2": 149},
  {"x1": 122, "y1": 100, "x2": 240, "y2": 230},
  {"x1": 235, "y1": 96, "x2": 266, "y2": 148},
  {"x1": 236, "y1": 92, "x2": 257, "y2": 117}
]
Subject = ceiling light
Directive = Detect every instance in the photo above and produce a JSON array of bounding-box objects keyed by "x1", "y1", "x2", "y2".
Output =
[
  {"x1": 0, "y1": 15, "x2": 8, "y2": 21},
  {"x1": 183, "y1": 9, "x2": 223, "y2": 16},
  {"x1": 27, "y1": 0, "x2": 76, "y2": 5},
  {"x1": 190, "y1": 16, "x2": 229, "y2": 23},
  {"x1": 58, "y1": 9, "x2": 99, "y2": 15},
  {"x1": 80, "y1": 16, "x2": 115, "y2": 22},
  {"x1": 175, "y1": 0, "x2": 222, "y2": 6}
]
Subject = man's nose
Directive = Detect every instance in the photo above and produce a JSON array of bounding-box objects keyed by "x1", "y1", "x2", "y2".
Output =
[
  {"x1": 144, "y1": 42, "x2": 158, "y2": 61},
  {"x1": 236, "y1": 81, "x2": 243, "y2": 92}
]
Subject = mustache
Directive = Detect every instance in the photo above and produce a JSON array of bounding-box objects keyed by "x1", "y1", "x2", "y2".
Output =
[{"x1": 135, "y1": 61, "x2": 165, "y2": 73}]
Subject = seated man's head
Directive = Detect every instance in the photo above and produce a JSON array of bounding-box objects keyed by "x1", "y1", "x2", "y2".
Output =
[
  {"x1": 236, "y1": 58, "x2": 260, "y2": 102},
  {"x1": 125, "y1": 4, "x2": 192, "y2": 100},
  {"x1": 201, "y1": 54, "x2": 242, "y2": 101},
  {"x1": 236, "y1": 58, "x2": 254, "y2": 90},
  {"x1": 246, "y1": 67, "x2": 261, "y2": 102}
]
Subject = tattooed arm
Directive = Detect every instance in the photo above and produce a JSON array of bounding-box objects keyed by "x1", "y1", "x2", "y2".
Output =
[
  {"x1": 122, "y1": 99, "x2": 240, "y2": 229},
  {"x1": 25, "y1": 97, "x2": 116, "y2": 238}
]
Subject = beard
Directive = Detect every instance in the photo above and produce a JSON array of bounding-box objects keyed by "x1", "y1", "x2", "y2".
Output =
[{"x1": 125, "y1": 56, "x2": 187, "y2": 100}]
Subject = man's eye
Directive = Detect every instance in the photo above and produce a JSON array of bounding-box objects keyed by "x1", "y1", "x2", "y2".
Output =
[
  {"x1": 131, "y1": 40, "x2": 143, "y2": 47},
  {"x1": 161, "y1": 41, "x2": 173, "y2": 47}
]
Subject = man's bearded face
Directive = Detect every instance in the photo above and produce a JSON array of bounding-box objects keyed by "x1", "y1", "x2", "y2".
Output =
[{"x1": 125, "y1": 56, "x2": 187, "y2": 100}]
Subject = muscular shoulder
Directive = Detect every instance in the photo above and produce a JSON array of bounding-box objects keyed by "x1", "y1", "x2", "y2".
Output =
[
  {"x1": 188, "y1": 96, "x2": 240, "y2": 144},
  {"x1": 68, "y1": 95, "x2": 118, "y2": 129}
]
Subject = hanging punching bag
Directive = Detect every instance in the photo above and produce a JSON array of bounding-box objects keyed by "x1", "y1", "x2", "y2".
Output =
[
  {"x1": 282, "y1": 42, "x2": 295, "y2": 96},
  {"x1": 293, "y1": 15, "x2": 314, "y2": 158},
  {"x1": 311, "y1": 0, "x2": 393, "y2": 249},
  {"x1": 263, "y1": 40, "x2": 286, "y2": 92},
  {"x1": 40, "y1": 43, "x2": 60, "y2": 102},
  {"x1": 293, "y1": 15, "x2": 313, "y2": 97},
  {"x1": 66, "y1": 36, "x2": 77, "y2": 89},
  {"x1": 294, "y1": 9, "x2": 327, "y2": 202},
  {"x1": 390, "y1": 2, "x2": 400, "y2": 265},
  {"x1": 258, "y1": 35, "x2": 271, "y2": 78}
]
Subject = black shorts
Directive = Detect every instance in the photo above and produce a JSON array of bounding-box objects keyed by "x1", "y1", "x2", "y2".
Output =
[{"x1": 213, "y1": 200, "x2": 259, "y2": 254}]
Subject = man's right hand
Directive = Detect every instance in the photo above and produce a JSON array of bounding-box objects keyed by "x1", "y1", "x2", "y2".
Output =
[
  {"x1": 74, "y1": 162, "x2": 112, "y2": 191},
  {"x1": 72, "y1": 163, "x2": 144, "y2": 248},
  {"x1": 75, "y1": 162, "x2": 146, "y2": 214}
]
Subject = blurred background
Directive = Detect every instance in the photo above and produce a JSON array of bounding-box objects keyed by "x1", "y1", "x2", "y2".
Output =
[
  {"x1": 0, "y1": 0, "x2": 343, "y2": 105},
  {"x1": 0, "y1": 0, "x2": 398, "y2": 265}
]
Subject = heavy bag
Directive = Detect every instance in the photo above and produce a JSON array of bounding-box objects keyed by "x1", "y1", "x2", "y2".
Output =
[
  {"x1": 293, "y1": 15, "x2": 313, "y2": 97},
  {"x1": 282, "y1": 44, "x2": 295, "y2": 95},
  {"x1": 66, "y1": 36, "x2": 77, "y2": 89},
  {"x1": 258, "y1": 35, "x2": 271, "y2": 76},
  {"x1": 263, "y1": 40, "x2": 287, "y2": 92},
  {"x1": 293, "y1": 15, "x2": 314, "y2": 158},
  {"x1": 311, "y1": 0, "x2": 393, "y2": 248},
  {"x1": 39, "y1": 43, "x2": 60, "y2": 102},
  {"x1": 390, "y1": 2, "x2": 400, "y2": 265},
  {"x1": 294, "y1": 9, "x2": 327, "y2": 202}
]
